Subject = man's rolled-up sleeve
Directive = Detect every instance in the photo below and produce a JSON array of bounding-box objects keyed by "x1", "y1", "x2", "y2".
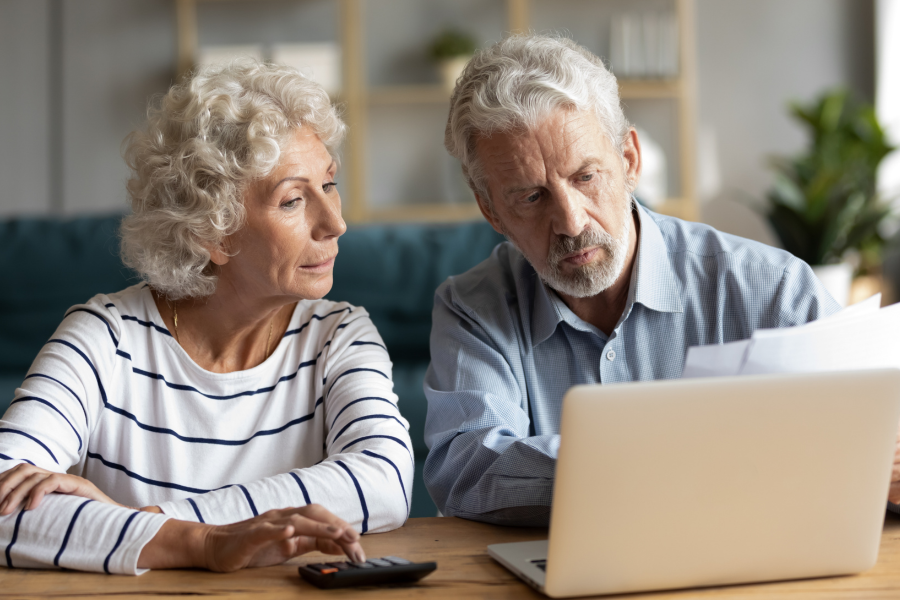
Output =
[{"x1": 423, "y1": 283, "x2": 557, "y2": 527}]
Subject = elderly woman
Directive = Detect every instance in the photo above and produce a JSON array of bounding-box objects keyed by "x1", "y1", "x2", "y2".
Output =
[{"x1": 0, "y1": 61, "x2": 412, "y2": 574}]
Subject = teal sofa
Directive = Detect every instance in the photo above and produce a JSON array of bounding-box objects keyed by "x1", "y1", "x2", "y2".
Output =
[{"x1": 0, "y1": 214, "x2": 504, "y2": 518}]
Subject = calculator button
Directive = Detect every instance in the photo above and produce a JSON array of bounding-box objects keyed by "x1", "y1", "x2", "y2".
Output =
[
  {"x1": 351, "y1": 561, "x2": 375, "y2": 568},
  {"x1": 306, "y1": 563, "x2": 328, "y2": 571},
  {"x1": 319, "y1": 568, "x2": 338, "y2": 574},
  {"x1": 367, "y1": 558, "x2": 391, "y2": 567},
  {"x1": 383, "y1": 556, "x2": 411, "y2": 565},
  {"x1": 326, "y1": 562, "x2": 351, "y2": 570}
]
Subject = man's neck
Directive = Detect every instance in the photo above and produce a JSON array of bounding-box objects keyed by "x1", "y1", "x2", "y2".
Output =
[{"x1": 557, "y1": 210, "x2": 640, "y2": 336}]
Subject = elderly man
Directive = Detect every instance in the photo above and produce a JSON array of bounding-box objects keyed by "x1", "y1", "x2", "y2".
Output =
[{"x1": 423, "y1": 34, "x2": 841, "y2": 526}]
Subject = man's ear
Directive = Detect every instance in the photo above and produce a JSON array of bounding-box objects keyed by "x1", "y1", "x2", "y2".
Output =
[
  {"x1": 622, "y1": 127, "x2": 642, "y2": 193},
  {"x1": 475, "y1": 193, "x2": 505, "y2": 235}
]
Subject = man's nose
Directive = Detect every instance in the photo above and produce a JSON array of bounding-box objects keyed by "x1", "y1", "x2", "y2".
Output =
[{"x1": 549, "y1": 187, "x2": 589, "y2": 239}]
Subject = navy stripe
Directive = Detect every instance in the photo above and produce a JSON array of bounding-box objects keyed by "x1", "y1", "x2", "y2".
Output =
[
  {"x1": 47, "y1": 339, "x2": 108, "y2": 405},
  {"x1": 330, "y1": 397, "x2": 395, "y2": 429},
  {"x1": 362, "y1": 449, "x2": 409, "y2": 516},
  {"x1": 105, "y1": 303, "x2": 115, "y2": 308},
  {"x1": 54, "y1": 499, "x2": 93, "y2": 566},
  {"x1": 340, "y1": 435, "x2": 411, "y2": 459},
  {"x1": 333, "y1": 414, "x2": 405, "y2": 443},
  {"x1": 104, "y1": 512, "x2": 139, "y2": 573},
  {"x1": 325, "y1": 368, "x2": 389, "y2": 398},
  {"x1": 237, "y1": 485, "x2": 258, "y2": 516},
  {"x1": 0, "y1": 428, "x2": 58, "y2": 465},
  {"x1": 24, "y1": 373, "x2": 88, "y2": 427},
  {"x1": 335, "y1": 460, "x2": 368, "y2": 534},
  {"x1": 5, "y1": 509, "x2": 26, "y2": 567},
  {"x1": 49, "y1": 337, "x2": 326, "y2": 444},
  {"x1": 64, "y1": 308, "x2": 118, "y2": 347},
  {"x1": 187, "y1": 498, "x2": 205, "y2": 523},
  {"x1": 289, "y1": 472, "x2": 311, "y2": 505},
  {"x1": 10, "y1": 396, "x2": 82, "y2": 451},
  {"x1": 0, "y1": 453, "x2": 35, "y2": 466},
  {"x1": 283, "y1": 307, "x2": 352, "y2": 338},
  {"x1": 349, "y1": 340, "x2": 387, "y2": 351},
  {"x1": 120, "y1": 314, "x2": 173, "y2": 337},
  {"x1": 130, "y1": 353, "x2": 320, "y2": 401},
  {"x1": 102, "y1": 397, "x2": 323, "y2": 446},
  {"x1": 116, "y1": 349, "x2": 132, "y2": 360},
  {"x1": 87, "y1": 451, "x2": 211, "y2": 494}
]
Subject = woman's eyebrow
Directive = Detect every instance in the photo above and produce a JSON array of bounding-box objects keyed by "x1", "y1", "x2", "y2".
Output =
[{"x1": 272, "y1": 176, "x2": 310, "y2": 190}]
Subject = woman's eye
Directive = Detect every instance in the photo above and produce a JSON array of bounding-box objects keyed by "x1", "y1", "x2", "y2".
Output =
[
  {"x1": 282, "y1": 198, "x2": 300, "y2": 209},
  {"x1": 323, "y1": 182, "x2": 337, "y2": 193}
]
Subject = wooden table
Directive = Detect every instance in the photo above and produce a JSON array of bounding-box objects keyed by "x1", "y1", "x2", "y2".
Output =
[{"x1": 5, "y1": 513, "x2": 900, "y2": 599}]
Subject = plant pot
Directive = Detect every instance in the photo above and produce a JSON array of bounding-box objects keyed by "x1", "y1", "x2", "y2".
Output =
[
  {"x1": 811, "y1": 263, "x2": 854, "y2": 307},
  {"x1": 438, "y1": 56, "x2": 470, "y2": 93}
]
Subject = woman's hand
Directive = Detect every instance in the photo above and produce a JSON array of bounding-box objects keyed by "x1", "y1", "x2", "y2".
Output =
[
  {"x1": 0, "y1": 463, "x2": 121, "y2": 515},
  {"x1": 138, "y1": 504, "x2": 366, "y2": 571}
]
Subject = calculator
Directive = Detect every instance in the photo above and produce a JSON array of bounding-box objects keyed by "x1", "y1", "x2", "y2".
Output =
[{"x1": 297, "y1": 556, "x2": 437, "y2": 589}]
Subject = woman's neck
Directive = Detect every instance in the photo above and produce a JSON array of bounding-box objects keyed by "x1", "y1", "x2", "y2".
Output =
[{"x1": 153, "y1": 289, "x2": 297, "y2": 373}]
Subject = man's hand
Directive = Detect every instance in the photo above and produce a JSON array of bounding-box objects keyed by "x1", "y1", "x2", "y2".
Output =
[
  {"x1": 138, "y1": 504, "x2": 366, "y2": 571},
  {"x1": 0, "y1": 463, "x2": 120, "y2": 515}
]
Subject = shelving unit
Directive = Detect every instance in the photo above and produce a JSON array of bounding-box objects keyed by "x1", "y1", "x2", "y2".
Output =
[{"x1": 174, "y1": 0, "x2": 697, "y2": 223}]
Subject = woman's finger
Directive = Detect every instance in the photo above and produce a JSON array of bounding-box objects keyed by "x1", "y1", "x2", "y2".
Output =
[
  {"x1": 1, "y1": 472, "x2": 50, "y2": 515},
  {"x1": 0, "y1": 466, "x2": 41, "y2": 503}
]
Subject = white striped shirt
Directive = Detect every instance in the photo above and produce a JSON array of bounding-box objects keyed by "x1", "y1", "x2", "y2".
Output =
[{"x1": 0, "y1": 284, "x2": 413, "y2": 574}]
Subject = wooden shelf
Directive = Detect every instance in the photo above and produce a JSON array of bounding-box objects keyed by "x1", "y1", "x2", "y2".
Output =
[
  {"x1": 175, "y1": 0, "x2": 698, "y2": 224},
  {"x1": 368, "y1": 85, "x2": 450, "y2": 106},
  {"x1": 364, "y1": 202, "x2": 483, "y2": 223},
  {"x1": 618, "y1": 79, "x2": 682, "y2": 99}
]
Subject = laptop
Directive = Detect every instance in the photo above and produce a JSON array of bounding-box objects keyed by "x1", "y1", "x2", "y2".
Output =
[{"x1": 488, "y1": 369, "x2": 900, "y2": 598}]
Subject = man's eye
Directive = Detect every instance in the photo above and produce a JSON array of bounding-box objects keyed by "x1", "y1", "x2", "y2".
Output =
[
  {"x1": 323, "y1": 182, "x2": 337, "y2": 193},
  {"x1": 525, "y1": 191, "x2": 540, "y2": 203},
  {"x1": 580, "y1": 173, "x2": 594, "y2": 182}
]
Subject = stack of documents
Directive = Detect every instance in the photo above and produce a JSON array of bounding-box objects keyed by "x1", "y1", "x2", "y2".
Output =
[{"x1": 682, "y1": 294, "x2": 900, "y2": 378}]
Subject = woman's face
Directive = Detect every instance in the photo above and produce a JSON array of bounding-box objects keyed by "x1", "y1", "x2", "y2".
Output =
[{"x1": 215, "y1": 127, "x2": 346, "y2": 304}]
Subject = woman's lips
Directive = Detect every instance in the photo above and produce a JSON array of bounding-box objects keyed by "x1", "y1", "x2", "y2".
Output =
[
  {"x1": 300, "y1": 255, "x2": 336, "y2": 273},
  {"x1": 562, "y1": 246, "x2": 600, "y2": 266}
]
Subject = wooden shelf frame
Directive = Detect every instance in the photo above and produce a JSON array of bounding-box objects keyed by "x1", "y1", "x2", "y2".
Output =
[{"x1": 174, "y1": 0, "x2": 698, "y2": 223}]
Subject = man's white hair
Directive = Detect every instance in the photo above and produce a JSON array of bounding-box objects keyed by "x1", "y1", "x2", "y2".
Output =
[{"x1": 444, "y1": 33, "x2": 631, "y2": 205}]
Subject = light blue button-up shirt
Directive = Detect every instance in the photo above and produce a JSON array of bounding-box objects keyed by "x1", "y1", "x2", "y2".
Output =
[{"x1": 423, "y1": 205, "x2": 841, "y2": 526}]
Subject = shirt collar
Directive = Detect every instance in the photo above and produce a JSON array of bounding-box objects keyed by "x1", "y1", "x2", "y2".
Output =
[{"x1": 529, "y1": 203, "x2": 683, "y2": 348}]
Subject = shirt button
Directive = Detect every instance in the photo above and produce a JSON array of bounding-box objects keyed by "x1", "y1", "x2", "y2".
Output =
[{"x1": 606, "y1": 350, "x2": 616, "y2": 361}]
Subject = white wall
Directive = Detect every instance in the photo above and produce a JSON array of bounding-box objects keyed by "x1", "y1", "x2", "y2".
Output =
[{"x1": 696, "y1": 0, "x2": 874, "y2": 244}]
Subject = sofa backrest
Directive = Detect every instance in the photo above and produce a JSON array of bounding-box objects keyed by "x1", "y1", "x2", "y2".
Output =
[{"x1": 0, "y1": 214, "x2": 504, "y2": 459}]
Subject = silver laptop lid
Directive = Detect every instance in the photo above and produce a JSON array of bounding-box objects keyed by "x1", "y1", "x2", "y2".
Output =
[{"x1": 544, "y1": 369, "x2": 900, "y2": 598}]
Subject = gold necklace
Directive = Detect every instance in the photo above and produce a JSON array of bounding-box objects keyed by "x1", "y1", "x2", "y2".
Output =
[{"x1": 172, "y1": 303, "x2": 275, "y2": 359}]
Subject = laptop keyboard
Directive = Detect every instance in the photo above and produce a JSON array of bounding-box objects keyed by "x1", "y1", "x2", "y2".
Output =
[{"x1": 530, "y1": 559, "x2": 547, "y2": 572}]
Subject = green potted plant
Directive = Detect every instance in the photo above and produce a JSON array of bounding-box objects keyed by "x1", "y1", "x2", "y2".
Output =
[
  {"x1": 429, "y1": 28, "x2": 477, "y2": 93},
  {"x1": 764, "y1": 88, "x2": 895, "y2": 305}
]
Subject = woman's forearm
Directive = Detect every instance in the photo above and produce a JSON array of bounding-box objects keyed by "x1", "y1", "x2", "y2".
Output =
[{"x1": 137, "y1": 519, "x2": 211, "y2": 569}]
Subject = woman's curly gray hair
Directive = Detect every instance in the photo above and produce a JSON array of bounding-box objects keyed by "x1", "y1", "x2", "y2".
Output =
[
  {"x1": 121, "y1": 60, "x2": 345, "y2": 300},
  {"x1": 445, "y1": 34, "x2": 631, "y2": 207}
]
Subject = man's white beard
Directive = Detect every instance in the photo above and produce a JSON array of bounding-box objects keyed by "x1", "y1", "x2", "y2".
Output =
[{"x1": 508, "y1": 197, "x2": 634, "y2": 299}]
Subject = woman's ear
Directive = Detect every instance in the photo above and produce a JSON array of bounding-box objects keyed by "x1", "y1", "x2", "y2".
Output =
[{"x1": 207, "y1": 242, "x2": 230, "y2": 266}]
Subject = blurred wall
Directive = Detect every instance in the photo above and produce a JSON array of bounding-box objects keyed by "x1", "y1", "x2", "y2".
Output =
[
  {"x1": 696, "y1": 0, "x2": 874, "y2": 244},
  {"x1": 0, "y1": 0, "x2": 876, "y2": 251}
]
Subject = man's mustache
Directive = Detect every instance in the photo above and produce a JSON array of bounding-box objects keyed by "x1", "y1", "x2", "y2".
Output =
[{"x1": 548, "y1": 228, "x2": 615, "y2": 264}]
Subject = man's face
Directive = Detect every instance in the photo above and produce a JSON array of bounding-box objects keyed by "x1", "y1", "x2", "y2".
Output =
[{"x1": 474, "y1": 108, "x2": 640, "y2": 298}]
